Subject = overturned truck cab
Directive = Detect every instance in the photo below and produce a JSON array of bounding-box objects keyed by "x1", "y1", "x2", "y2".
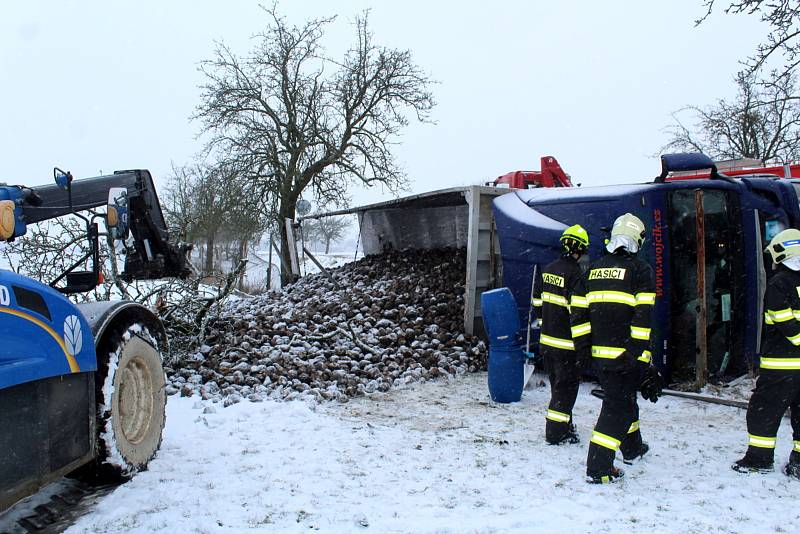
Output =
[{"x1": 493, "y1": 153, "x2": 800, "y2": 384}]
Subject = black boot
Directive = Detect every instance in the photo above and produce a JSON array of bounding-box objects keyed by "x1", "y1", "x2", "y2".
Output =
[
  {"x1": 586, "y1": 466, "x2": 624, "y2": 484},
  {"x1": 547, "y1": 423, "x2": 580, "y2": 445},
  {"x1": 623, "y1": 442, "x2": 649, "y2": 465},
  {"x1": 563, "y1": 423, "x2": 580, "y2": 444},
  {"x1": 732, "y1": 456, "x2": 774, "y2": 473},
  {"x1": 783, "y1": 460, "x2": 800, "y2": 480}
]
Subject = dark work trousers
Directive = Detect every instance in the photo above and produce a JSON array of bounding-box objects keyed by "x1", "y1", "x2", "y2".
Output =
[
  {"x1": 544, "y1": 348, "x2": 581, "y2": 443},
  {"x1": 586, "y1": 367, "x2": 644, "y2": 474},
  {"x1": 742, "y1": 370, "x2": 800, "y2": 464}
]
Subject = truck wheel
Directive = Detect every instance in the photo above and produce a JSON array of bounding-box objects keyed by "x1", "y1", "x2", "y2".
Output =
[{"x1": 97, "y1": 325, "x2": 166, "y2": 476}]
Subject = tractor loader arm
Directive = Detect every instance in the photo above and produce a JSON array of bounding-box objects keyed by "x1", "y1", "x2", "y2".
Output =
[{"x1": 5, "y1": 169, "x2": 190, "y2": 281}]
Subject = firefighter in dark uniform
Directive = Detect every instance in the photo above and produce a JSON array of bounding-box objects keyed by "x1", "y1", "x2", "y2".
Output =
[
  {"x1": 733, "y1": 228, "x2": 800, "y2": 479},
  {"x1": 532, "y1": 224, "x2": 590, "y2": 445},
  {"x1": 571, "y1": 213, "x2": 663, "y2": 484}
]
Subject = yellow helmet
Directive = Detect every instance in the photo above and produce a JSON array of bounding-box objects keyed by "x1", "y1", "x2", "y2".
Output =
[
  {"x1": 766, "y1": 228, "x2": 800, "y2": 264},
  {"x1": 611, "y1": 213, "x2": 646, "y2": 248},
  {"x1": 560, "y1": 224, "x2": 589, "y2": 255}
]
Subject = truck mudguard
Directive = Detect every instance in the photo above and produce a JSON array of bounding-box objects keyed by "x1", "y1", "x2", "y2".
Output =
[{"x1": 76, "y1": 300, "x2": 168, "y2": 354}]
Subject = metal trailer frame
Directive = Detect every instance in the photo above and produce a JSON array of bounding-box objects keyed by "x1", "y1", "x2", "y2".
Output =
[{"x1": 298, "y1": 186, "x2": 508, "y2": 336}]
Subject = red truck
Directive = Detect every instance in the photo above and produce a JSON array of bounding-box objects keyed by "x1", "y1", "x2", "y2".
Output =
[{"x1": 492, "y1": 156, "x2": 573, "y2": 189}]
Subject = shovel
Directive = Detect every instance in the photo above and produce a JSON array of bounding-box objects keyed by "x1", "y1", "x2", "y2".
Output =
[{"x1": 523, "y1": 264, "x2": 539, "y2": 388}]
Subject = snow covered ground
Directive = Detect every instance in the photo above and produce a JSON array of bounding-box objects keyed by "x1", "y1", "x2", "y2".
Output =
[
  {"x1": 297, "y1": 251, "x2": 361, "y2": 276},
  {"x1": 67, "y1": 373, "x2": 799, "y2": 533}
]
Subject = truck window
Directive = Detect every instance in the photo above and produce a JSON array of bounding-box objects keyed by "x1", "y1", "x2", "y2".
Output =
[
  {"x1": 12, "y1": 286, "x2": 51, "y2": 321},
  {"x1": 668, "y1": 189, "x2": 743, "y2": 382},
  {"x1": 764, "y1": 219, "x2": 785, "y2": 241},
  {"x1": 759, "y1": 211, "x2": 788, "y2": 278}
]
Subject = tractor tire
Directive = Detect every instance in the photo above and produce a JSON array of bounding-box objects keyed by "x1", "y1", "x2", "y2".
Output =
[{"x1": 96, "y1": 325, "x2": 166, "y2": 477}]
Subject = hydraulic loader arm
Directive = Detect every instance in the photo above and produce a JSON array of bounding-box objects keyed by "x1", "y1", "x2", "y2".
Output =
[{"x1": 5, "y1": 169, "x2": 190, "y2": 280}]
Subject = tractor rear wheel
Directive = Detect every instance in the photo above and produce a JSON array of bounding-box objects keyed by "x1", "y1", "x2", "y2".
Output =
[{"x1": 97, "y1": 326, "x2": 166, "y2": 476}]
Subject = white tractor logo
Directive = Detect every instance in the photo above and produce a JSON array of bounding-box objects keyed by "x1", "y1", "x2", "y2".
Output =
[{"x1": 64, "y1": 315, "x2": 83, "y2": 356}]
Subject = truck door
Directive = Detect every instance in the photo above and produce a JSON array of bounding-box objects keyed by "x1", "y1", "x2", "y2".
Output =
[
  {"x1": 667, "y1": 189, "x2": 744, "y2": 382},
  {"x1": 739, "y1": 178, "x2": 798, "y2": 369}
]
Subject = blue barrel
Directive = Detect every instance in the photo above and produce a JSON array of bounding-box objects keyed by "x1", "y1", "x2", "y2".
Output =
[
  {"x1": 489, "y1": 345, "x2": 525, "y2": 403},
  {"x1": 487, "y1": 344, "x2": 525, "y2": 403},
  {"x1": 480, "y1": 288, "x2": 520, "y2": 346},
  {"x1": 482, "y1": 287, "x2": 525, "y2": 403}
]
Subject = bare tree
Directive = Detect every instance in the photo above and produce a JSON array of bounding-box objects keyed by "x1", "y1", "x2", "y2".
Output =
[
  {"x1": 164, "y1": 162, "x2": 248, "y2": 275},
  {"x1": 303, "y1": 215, "x2": 350, "y2": 254},
  {"x1": 194, "y1": 164, "x2": 231, "y2": 274},
  {"x1": 302, "y1": 219, "x2": 324, "y2": 253},
  {"x1": 662, "y1": 70, "x2": 800, "y2": 162},
  {"x1": 194, "y1": 5, "x2": 435, "y2": 284},
  {"x1": 222, "y1": 180, "x2": 267, "y2": 262},
  {"x1": 162, "y1": 162, "x2": 200, "y2": 242},
  {"x1": 699, "y1": 1, "x2": 800, "y2": 82}
]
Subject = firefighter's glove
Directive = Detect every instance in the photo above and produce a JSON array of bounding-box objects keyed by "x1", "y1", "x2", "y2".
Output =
[{"x1": 639, "y1": 365, "x2": 663, "y2": 403}]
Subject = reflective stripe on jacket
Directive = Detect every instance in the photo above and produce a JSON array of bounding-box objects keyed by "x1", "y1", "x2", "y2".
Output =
[
  {"x1": 760, "y1": 266, "x2": 800, "y2": 369},
  {"x1": 532, "y1": 256, "x2": 584, "y2": 354},
  {"x1": 571, "y1": 251, "x2": 655, "y2": 370}
]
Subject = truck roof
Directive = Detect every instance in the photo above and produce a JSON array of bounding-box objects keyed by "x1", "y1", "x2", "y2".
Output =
[
  {"x1": 514, "y1": 182, "x2": 656, "y2": 205},
  {"x1": 511, "y1": 178, "x2": 761, "y2": 208}
]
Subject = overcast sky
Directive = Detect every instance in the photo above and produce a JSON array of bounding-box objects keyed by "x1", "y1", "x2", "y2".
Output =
[{"x1": 0, "y1": 1, "x2": 766, "y2": 208}]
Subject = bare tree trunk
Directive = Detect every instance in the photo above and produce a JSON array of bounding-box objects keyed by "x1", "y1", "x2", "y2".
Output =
[
  {"x1": 205, "y1": 233, "x2": 215, "y2": 274},
  {"x1": 279, "y1": 196, "x2": 299, "y2": 285},
  {"x1": 325, "y1": 237, "x2": 331, "y2": 254},
  {"x1": 267, "y1": 235, "x2": 274, "y2": 290},
  {"x1": 279, "y1": 229, "x2": 291, "y2": 285},
  {"x1": 238, "y1": 239, "x2": 248, "y2": 290}
]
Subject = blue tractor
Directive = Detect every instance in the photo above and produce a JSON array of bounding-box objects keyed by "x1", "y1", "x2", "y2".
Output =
[{"x1": 0, "y1": 168, "x2": 190, "y2": 511}]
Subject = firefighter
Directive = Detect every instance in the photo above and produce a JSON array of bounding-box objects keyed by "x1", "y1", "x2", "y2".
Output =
[
  {"x1": 532, "y1": 224, "x2": 590, "y2": 445},
  {"x1": 571, "y1": 213, "x2": 663, "y2": 484},
  {"x1": 732, "y1": 228, "x2": 800, "y2": 479}
]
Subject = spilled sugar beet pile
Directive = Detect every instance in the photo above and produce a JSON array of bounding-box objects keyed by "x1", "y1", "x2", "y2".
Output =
[{"x1": 165, "y1": 248, "x2": 487, "y2": 405}]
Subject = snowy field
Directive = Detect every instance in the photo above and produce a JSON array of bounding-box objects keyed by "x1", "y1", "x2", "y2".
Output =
[{"x1": 67, "y1": 373, "x2": 799, "y2": 534}]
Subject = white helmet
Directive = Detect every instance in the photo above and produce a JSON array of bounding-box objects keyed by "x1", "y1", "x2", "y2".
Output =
[
  {"x1": 607, "y1": 213, "x2": 646, "y2": 253},
  {"x1": 765, "y1": 228, "x2": 800, "y2": 265}
]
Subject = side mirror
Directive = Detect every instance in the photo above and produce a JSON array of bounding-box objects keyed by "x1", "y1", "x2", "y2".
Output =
[
  {"x1": 54, "y1": 168, "x2": 73, "y2": 191},
  {"x1": 296, "y1": 199, "x2": 312, "y2": 217},
  {"x1": 106, "y1": 187, "x2": 130, "y2": 240}
]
